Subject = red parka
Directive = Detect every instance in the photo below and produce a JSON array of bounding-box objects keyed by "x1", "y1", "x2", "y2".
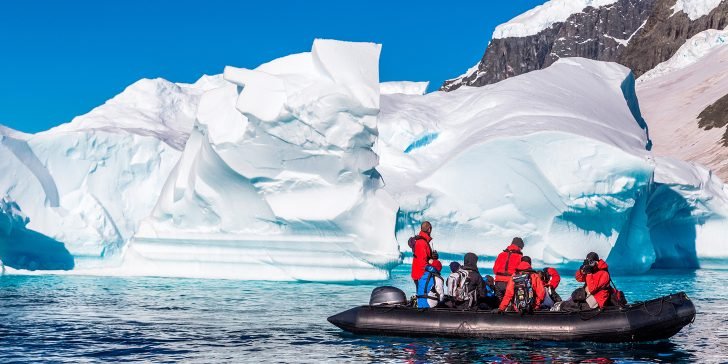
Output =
[
  {"x1": 499, "y1": 261, "x2": 545, "y2": 311},
  {"x1": 544, "y1": 267, "x2": 561, "y2": 290},
  {"x1": 575, "y1": 259, "x2": 611, "y2": 308},
  {"x1": 410, "y1": 231, "x2": 433, "y2": 280},
  {"x1": 492, "y1": 244, "x2": 523, "y2": 283}
]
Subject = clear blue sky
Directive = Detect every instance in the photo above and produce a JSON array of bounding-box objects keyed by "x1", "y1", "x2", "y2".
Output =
[{"x1": 0, "y1": 0, "x2": 544, "y2": 133}]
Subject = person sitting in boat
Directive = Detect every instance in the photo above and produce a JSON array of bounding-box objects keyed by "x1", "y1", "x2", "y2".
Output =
[
  {"x1": 539, "y1": 267, "x2": 562, "y2": 309},
  {"x1": 416, "y1": 260, "x2": 444, "y2": 309},
  {"x1": 446, "y1": 253, "x2": 486, "y2": 309},
  {"x1": 446, "y1": 261, "x2": 462, "y2": 297},
  {"x1": 478, "y1": 274, "x2": 499, "y2": 310},
  {"x1": 496, "y1": 257, "x2": 545, "y2": 313},
  {"x1": 410, "y1": 221, "x2": 437, "y2": 291},
  {"x1": 492, "y1": 237, "x2": 525, "y2": 301},
  {"x1": 553, "y1": 252, "x2": 613, "y2": 312},
  {"x1": 575, "y1": 252, "x2": 612, "y2": 309}
]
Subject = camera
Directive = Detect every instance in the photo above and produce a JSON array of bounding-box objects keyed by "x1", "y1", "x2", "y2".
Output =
[{"x1": 431, "y1": 250, "x2": 439, "y2": 260}]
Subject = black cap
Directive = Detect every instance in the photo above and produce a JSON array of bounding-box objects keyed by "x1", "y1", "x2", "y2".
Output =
[
  {"x1": 587, "y1": 252, "x2": 599, "y2": 261},
  {"x1": 521, "y1": 256, "x2": 532, "y2": 265},
  {"x1": 512, "y1": 237, "x2": 524, "y2": 249},
  {"x1": 449, "y1": 261, "x2": 460, "y2": 273}
]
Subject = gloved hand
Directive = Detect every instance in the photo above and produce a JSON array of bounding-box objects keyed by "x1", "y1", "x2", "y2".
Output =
[
  {"x1": 431, "y1": 250, "x2": 439, "y2": 260},
  {"x1": 491, "y1": 308, "x2": 503, "y2": 314}
]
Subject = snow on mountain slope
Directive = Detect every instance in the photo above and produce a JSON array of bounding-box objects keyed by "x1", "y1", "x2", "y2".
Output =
[
  {"x1": 492, "y1": 0, "x2": 619, "y2": 39},
  {"x1": 672, "y1": 0, "x2": 724, "y2": 20},
  {"x1": 637, "y1": 28, "x2": 728, "y2": 180},
  {"x1": 638, "y1": 27, "x2": 728, "y2": 83},
  {"x1": 0, "y1": 76, "x2": 218, "y2": 270},
  {"x1": 125, "y1": 40, "x2": 400, "y2": 281}
]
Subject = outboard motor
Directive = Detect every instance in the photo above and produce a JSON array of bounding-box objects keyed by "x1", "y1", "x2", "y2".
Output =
[{"x1": 369, "y1": 286, "x2": 406, "y2": 306}]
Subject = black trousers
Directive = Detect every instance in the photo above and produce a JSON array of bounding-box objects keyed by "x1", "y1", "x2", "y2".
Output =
[{"x1": 495, "y1": 281, "x2": 508, "y2": 301}]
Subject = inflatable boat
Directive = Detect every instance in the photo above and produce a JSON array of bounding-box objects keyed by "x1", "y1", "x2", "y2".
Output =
[{"x1": 328, "y1": 287, "x2": 696, "y2": 342}]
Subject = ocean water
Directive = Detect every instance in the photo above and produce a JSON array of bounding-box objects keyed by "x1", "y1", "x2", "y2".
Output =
[{"x1": 0, "y1": 265, "x2": 726, "y2": 363}]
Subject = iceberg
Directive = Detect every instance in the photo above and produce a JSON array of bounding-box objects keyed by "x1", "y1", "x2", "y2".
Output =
[
  {"x1": 1, "y1": 39, "x2": 727, "y2": 280},
  {"x1": 0, "y1": 77, "x2": 210, "y2": 268},
  {"x1": 126, "y1": 39, "x2": 400, "y2": 281},
  {"x1": 378, "y1": 58, "x2": 658, "y2": 272}
]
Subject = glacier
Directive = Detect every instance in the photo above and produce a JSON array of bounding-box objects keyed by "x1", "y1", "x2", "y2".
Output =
[{"x1": 1, "y1": 39, "x2": 727, "y2": 280}]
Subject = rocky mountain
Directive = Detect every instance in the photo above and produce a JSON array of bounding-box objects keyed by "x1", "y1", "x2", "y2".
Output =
[{"x1": 442, "y1": 0, "x2": 728, "y2": 91}]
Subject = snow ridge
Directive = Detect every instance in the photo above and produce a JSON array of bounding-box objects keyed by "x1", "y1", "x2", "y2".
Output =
[
  {"x1": 671, "y1": 0, "x2": 724, "y2": 20},
  {"x1": 493, "y1": 0, "x2": 619, "y2": 39},
  {"x1": 638, "y1": 27, "x2": 728, "y2": 83}
]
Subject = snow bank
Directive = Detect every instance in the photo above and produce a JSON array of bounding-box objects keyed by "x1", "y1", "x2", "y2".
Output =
[
  {"x1": 671, "y1": 0, "x2": 723, "y2": 20},
  {"x1": 639, "y1": 27, "x2": 728, "y2": 83},
  {"x1": 493, "y1": 0, "x2": 618, "y2": 39},
  {"x1": 380, "y1": 81, "x2": 430, "y2": 95},
  {"x1": 128, "y1": 39, "x2": 400, "y2": 281}
]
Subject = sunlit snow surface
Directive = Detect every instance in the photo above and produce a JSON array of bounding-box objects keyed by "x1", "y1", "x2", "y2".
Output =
[{"x1": 492, "y1": 0, "x2": 619, "y2": 39}]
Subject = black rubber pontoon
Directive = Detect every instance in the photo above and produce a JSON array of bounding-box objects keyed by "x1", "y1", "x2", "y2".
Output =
[{"x1": 328, "y1": 292, "x2": 695, "y2": 342}]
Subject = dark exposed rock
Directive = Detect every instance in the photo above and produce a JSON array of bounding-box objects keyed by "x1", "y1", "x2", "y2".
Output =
[
  {"x1": 698, "y1": 93, "x2": 728, "y2": 146},
  {"x1": 620, "y1": 0, "x2": 728, "y2": 76},
  {"x1": 442, "y1": 0, "x2": 728, "y2": 90}
]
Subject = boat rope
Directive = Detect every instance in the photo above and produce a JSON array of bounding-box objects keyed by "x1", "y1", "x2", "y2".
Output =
[{"x1": 640, "y1": 296, "x2": 666, "y2": 317}]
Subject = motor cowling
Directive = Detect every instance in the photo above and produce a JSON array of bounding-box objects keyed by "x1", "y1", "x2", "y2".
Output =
[{"x1": 369, "y1": 286, "x2": 406, "y2": 306}]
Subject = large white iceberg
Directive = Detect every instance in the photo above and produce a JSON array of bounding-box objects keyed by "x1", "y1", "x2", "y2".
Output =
[
  {"x1": 1, "y1": 39, "x2": 727, "y2": 280},
  {"x1": 125, "y1": 39, "x2": 400, "y2": 281},
  {"x1": 0, "y1": 77, "x2": 213, "y2": 269},
  {"x1": 378, "y1": 58, "x2": 659, "y2": 271}
]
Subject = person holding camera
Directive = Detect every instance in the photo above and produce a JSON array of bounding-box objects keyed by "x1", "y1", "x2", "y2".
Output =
[
  {"x1": 410, "y1": 221, "x2": 438, "y2": 290},
  {"x1": 575, "y1": 252, "x2": 612, "y2": 309}
]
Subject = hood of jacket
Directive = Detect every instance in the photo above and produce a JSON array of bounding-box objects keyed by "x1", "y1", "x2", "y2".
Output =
[
  {"x1": 463, "y1": 252, "x2": 478, "y2": 270},
  {"x1": 596, "y1": 259, "x2": 608, "y2": 271},
  {"x1": 506, "y1": 244, "x2": 522, "y2": 253},
  {"x1": 516, "y1": 261, "x2": 532, "y2": 272},
  {"x1": 418, "y1": 230, "x2": 432, "y2": 243}
]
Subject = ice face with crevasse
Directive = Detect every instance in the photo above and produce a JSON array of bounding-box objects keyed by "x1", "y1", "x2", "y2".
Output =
[{"x1": 0, "y1": 40, "x2": 727, "y2": 280}]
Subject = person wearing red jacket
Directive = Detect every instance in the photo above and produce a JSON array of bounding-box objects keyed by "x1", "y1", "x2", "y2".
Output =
[
  {"x1": 410, "y1": 221, "x2": 435, "y2": 288},
  {"x1": 492, "y1": 237, "x2": 524, "y2": 300},
  {"x1": 540, "y1": 267, "x2": 562, "y2": 308},
  {"x1": 575, "y1": 252, "x2": 612, "y2": 308},
  {"x1": 497, "y1": 259, "x2": 545, "y2": 312}
]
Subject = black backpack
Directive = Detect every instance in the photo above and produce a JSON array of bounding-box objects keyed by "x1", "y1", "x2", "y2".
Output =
[{"x1": 512, "y1": 272, "x2": 534, "y2": 312}]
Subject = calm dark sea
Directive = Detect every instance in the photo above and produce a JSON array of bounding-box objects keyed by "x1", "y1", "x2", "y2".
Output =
[{"x1": 0, "y1": 265, "x2": 725, "y2": 363}]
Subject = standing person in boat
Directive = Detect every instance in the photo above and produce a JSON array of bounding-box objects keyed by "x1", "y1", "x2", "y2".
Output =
[
  {"x1": 410, "y1": 221, "x2": 437, "y2": 290},
  {"x1": 496, "y1": 257, "x2": 545, "y2": 313},
  {"x1": 492, "y1": 237, "x2": 525, "y2": 301},
  {"x1": 416, "y1": 259, "x2": 445, "y2": 308}
]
